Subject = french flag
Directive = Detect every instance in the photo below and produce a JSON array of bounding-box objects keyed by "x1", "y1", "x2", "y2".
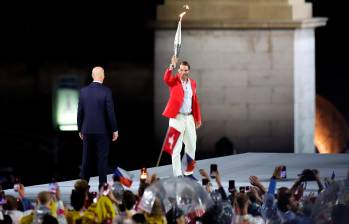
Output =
[
  {"x1": 185, "y1": 154, "x2": 195, "y2": 173},
  {"x1": 113, "y1": 167, "x2": 134, "y2": 188}
]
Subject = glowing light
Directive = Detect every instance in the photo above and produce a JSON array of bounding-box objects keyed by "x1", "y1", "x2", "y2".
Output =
[{"x1": 59, "y1": 125, "x2": 78, "y2": 131}]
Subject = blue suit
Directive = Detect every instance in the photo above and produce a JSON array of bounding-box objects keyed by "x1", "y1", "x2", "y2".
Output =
[{"x1": 77, "y1": 81, "x2": 118, "y2": 184}]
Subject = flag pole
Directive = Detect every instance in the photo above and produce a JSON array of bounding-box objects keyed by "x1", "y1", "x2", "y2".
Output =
[{"x1": 156, "y1": 126, "x2": 170, "y2": 167}]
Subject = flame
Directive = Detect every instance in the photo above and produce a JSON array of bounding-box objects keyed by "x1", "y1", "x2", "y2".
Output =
[{"x1": 178, "y1": 4, "x2": 189, "y2": 21}]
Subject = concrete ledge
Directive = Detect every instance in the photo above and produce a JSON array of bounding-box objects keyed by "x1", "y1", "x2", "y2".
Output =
[{"x1": 151, "y1": 17, "x2": 327, "y2": 29}]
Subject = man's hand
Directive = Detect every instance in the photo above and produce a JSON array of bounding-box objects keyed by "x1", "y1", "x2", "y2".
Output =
[
  {"x1": 79, "y1": 132, "x2": 83, "y2": 140},
  {"x1": 195, "y1": 121, "x2": 202, "y2": 129},
  {"x1": 170, "y1": 55, "x2": 178, "y2": 69},
  {"x1": 112, "y1": 131, "x2": 119, "y2": 141}
]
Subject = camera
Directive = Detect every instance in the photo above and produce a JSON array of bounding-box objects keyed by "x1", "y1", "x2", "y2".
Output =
[{"x1": 210, "y1": 164, "x2": 217, "y2": 179}]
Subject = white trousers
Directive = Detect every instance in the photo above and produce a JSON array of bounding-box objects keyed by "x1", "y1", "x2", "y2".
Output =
[{"x1": 169, "y1": 114, "x2": 197, "y2": 176}]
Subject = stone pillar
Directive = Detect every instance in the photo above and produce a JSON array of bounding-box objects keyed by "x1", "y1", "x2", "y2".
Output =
[{"x1": 154, "y1": 0, "x2": 327, "y2": 154}]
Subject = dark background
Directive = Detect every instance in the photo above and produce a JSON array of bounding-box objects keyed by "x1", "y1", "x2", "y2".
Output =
[{"x1": 0, "y1": 1, "x2": 348, "y2": 188}]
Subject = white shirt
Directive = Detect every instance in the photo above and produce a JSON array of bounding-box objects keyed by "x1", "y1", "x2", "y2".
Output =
[
  {"x1": 179, "y1": 78, "x2": 192, "y2": 114},
  {"x1": 6, "y1": 210, "x2": 23, "y2": 224}
]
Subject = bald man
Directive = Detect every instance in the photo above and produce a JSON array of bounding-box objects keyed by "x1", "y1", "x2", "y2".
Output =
[{"x1": 77, "y1": 66, "x2": 118, "y2": 184}]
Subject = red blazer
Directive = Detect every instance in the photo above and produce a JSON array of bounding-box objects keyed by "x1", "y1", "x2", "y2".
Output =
[{"x1": 162, "y1": 68, "x2": 202, "y2": 124}]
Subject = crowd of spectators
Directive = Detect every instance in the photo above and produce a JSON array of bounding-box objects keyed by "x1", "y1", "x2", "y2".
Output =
[{"x1": 1, "y1": 165, "x2": 348, "y2": 224}]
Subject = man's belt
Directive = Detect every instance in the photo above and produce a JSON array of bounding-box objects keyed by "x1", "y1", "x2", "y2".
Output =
[{"x1": 179, "y1": 112, "x2": 192, "y2": 115}]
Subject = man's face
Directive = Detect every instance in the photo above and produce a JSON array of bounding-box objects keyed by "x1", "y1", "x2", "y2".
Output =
[{"x1": 178, "y1": 64, "x2": 190, "y2": 79}]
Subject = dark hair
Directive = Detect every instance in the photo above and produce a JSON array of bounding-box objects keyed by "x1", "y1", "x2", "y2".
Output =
[
  {"x1": 123, "y1": 190, "x2": 136, "y2": 210},
  {"x1": 3, "y1": 195, "x2": 18, "y2": 210},
  {"x1": 42, "y1": 214, "x2": 58, "y2": 224},
  {"x1": 0, "y1": 214, "x2": 12, "y2": 224},
  {"x1": 132, "y1": 213, "x2": 146, "y2": 224},
  {"x1": 70, "y1": 190, "x2": 85, "y2": 211},
  {"x1": 277, "y1": 187, "x2": 292, "y2": 212},
  {"x1": 166, "y1": 207, "x2": 184, "y2": 224},
  {"x1": 236, "y1": 193, "x2": 248, "y2": 210},
  {"x1": 180, "y1": 61, "x2": 191, "y2": 70}
]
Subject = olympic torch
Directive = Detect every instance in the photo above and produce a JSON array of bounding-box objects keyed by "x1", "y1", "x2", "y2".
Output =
[{"x1": 174, "y1": 6, "x2": 189, "y2": 58}]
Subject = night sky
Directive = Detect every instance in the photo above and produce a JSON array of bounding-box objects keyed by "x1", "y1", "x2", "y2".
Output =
[{"x1": 0, "y1": 1, "x2": 348, "y2": 187}]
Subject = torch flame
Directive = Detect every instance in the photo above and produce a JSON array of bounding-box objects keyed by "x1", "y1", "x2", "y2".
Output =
[{"x1": 179, "y1": 4, "x2": 189, "y2": 21}]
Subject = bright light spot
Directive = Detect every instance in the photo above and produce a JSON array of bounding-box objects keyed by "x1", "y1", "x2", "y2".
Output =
[{"x1": 59, "y1": 125, "x2": 78, "y2": 131}]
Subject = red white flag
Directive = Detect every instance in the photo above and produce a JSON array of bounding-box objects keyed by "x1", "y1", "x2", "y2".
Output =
[{"x1": 163, "y1": 127, "x2": 181, "y2": 155}]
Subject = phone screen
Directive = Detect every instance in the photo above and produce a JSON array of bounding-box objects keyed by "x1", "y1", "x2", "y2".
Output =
[{"x1": 280, "y1": 166, "x2": 287, "y2": 179}]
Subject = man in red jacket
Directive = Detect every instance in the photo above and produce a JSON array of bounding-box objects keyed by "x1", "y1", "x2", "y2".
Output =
[{"x1": 162, "y1": 56, "x2": 202, "y2": 179}]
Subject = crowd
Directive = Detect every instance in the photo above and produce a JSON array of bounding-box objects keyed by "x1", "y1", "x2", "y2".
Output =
[{"x1": 0, "y1": 166, "x2": 348, "y2": 224}]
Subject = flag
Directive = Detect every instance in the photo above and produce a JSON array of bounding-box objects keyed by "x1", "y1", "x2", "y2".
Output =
[
  {"x1": 185, "y1": 154, "x2": 196, "y2": 173},
  {"x1": 331, "y1": 171, "x2": 335, "y2": 180},
  {"x1": 113, "y1": 167, "x2": 134, "y2": 188},
  {"x1": 163, "y1": 127, "x2": 181, "y2": 155}
]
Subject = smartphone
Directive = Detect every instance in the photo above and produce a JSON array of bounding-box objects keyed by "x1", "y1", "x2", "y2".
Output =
[
  {"x1": 210, "y1": 164, "x2": 217, "y2": 179},
  {"x1": 280, "y1": 166, "x2": 287, "y2": 179},
  {"x1": 202, "y1": 178, "x2": 209, "y2": 186},
  {"x1": 245, "y1": 186, "x2": 251, "y2": 192},
  {"x1": 140, "y1": 167, "x2": 148, "y2": 180},
  {"x1": 239, "y1": 186, "x2": 245, "y2": 193},
  {"x1": 228, "y1": 180, "x2": 235, "y2": 192}
]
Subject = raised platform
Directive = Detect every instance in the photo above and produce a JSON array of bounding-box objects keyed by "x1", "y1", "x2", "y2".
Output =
[{"x1": 5, "y1": 153, "x2": 349, "y2": 204}]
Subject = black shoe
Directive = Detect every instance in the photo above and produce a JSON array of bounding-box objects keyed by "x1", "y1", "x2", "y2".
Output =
[{"x1": 184, "y1": 174, "x2": 198, "y2": 181}]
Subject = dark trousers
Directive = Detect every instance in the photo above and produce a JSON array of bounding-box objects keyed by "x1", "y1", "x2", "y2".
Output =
[{"x1": 81, "y1": 134, "x2": 110, "y2": 184}]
